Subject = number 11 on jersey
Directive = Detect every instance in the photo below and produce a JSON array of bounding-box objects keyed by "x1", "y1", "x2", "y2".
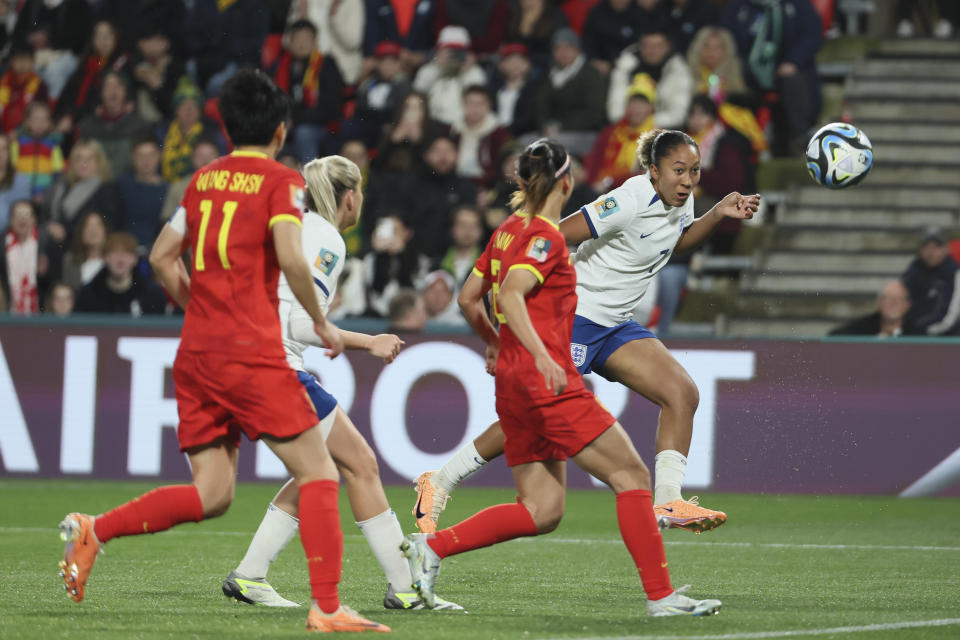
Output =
[{"x1": 195, "y1": 199, "x2": 238, "y2": 271}]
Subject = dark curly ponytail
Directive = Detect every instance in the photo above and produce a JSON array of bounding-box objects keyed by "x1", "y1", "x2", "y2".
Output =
[
  {"x1": 509, "y1": 138, "x2": 571, "y2": 222},
  {"x1": 636, "y1": 129, "x2": 698, "y2": 173}
]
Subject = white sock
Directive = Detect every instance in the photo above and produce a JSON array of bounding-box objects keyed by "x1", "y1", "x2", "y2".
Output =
[
  {"x1": 432, "y1": 440, "x2": 487, "y2": 493},
  {"x1": 236, "y1": 503, "x2": 299, "y2": 579},
  {"x1": 654, "y1": 450, "x2": 687, "y2": 505},
  {"x1": 356, "y1": 509, "x2": 411, "y2": 589}
]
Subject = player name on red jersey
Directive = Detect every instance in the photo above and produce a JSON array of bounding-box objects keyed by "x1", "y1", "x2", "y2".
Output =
[{"x1": 194, "y1": 169, "x2": 266, "y2": 195}]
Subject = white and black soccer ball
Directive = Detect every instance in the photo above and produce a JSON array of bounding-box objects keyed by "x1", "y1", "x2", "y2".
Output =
[{"x1": 804, "y1": 122, "x2": 873, "y2": 189}]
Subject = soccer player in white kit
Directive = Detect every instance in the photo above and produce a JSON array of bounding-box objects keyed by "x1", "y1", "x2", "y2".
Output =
[
  {"x1": 218, "y1": 155, "x2": 461, "y2": 612},
  {"x1": 413, "y1": 129, "x2": 760, "y2": 533}
]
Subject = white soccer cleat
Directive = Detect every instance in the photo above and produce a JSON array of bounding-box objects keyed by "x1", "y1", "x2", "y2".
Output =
[
  {"x1": 399, "y1": 534, "x2": 441, "y2": 609},
  {"x1": 647, "y1": 585, "x2": 721, "y2": 617},
  {"x1": 222, "y1": 570, "x2": 300, "y2": 607}
]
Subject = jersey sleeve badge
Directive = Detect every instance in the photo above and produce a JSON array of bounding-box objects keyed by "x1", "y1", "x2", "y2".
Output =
[
  {"x1": 314, "y1": 249, "x2": 339, "y2": 275},
  {"x1": 290, "y1": 184, "x2": 306, "y2": 211},
  {"x1": 526, "y1": 236, "x2": 552, "y2": 263},
  {"x1": 593, "y1": 196, "x2": 620, "y2": 219}
]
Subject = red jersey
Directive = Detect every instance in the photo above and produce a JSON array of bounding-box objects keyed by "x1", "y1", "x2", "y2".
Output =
[
  {"x1": 474, "y1": 213, "x2": 583, "y2": 399},
  {"x1": 178, "y1": 150, "x2": 306, "y2": 357}
]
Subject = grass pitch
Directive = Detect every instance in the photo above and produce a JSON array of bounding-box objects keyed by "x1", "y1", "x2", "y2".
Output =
[{"x1": 1, "y1": 479, "x2": 958, "y2": 639}]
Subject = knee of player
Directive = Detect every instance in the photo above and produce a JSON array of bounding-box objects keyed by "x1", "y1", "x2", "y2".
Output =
[
  {"x1": 608, "y1": 462, "x2": 651, "y2": 493},
  {"x1": 341, "y1": 446, "x2": 381, "y2": 485},
  {"x1": 201, "y1": 490, "x2": 234, "y2": 519},
  {"x1": 527, "y1": 501, "x2": 564, "y2": 534},
  {"x1": 667, "y1": 377, "x2": 699, "y2": 413}
]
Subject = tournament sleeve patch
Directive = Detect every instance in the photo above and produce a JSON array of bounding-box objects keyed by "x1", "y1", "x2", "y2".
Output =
[
  {"x1": 526, "y1": 236, "x2": 552, "y2": 263},
  {"x1": 314, "y1": 249, "x2": 339, "y2": 275},
  {"x1": 290, "y1": 184, "x2": 305, "y2": 210},
  {"x1": 593, "y1": 196, "x2": 620, "y2": 219}
]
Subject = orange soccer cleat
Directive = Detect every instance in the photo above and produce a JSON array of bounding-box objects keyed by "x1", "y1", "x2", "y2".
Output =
[
  {"x1": 654, "y1": 497, "x2": 727, "y2": 533},
  {"x1": 412, "y1": 472, "x2": 450, "y2": 534},
  {"x1": 58, "y1": 513, "x2": 101, "y2": 602},
  {"x1": 306, "y1": 604, "x2": 391, "y2": 632}
]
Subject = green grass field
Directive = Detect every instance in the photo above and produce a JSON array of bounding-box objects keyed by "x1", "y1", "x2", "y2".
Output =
[{"x1": 1, "y1": 480, "x2": 958, "y2": 639}]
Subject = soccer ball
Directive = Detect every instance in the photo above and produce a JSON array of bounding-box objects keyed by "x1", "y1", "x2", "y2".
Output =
[{"x1": 804, "y1": 122, "x2": 873, "y2": 189}]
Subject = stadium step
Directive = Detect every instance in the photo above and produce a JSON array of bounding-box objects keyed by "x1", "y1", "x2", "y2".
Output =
[
  {"x1": 855, "y1": 58, "x2": 960, "y2": 79},
  {"x1": 868, "y1": 143, "x2": 960, "y2": 165},
  {"x1": 734, "y1": 292, "x2": 876, "y2": 320},
  {"x1": 777, "y1": 206, "x2": 959, "y2": 229},
  {"x1": 757, "y1": 250, "x2": 914, "y2": 275},
  {"x1": 848, "y1": 99, "x2": 960, "y2": 122},
  {"x1": 770, "y1": 227, "x2": 927, "y2": 252},
  {"x1": 741, "y1": 271, "x2": 892, "y2": 296},
  {"x1": 865, "y1": 165, "x2": 960, "y2": 186},
  {"x1": 846, "y1": 78, "x2": 960, "y2": 100},
  {"x1": 871, "y1": 38, "x2": 960, "y2": 57},
  {"x1": 792, "y1": 186, "x2": 960, "y2": 209},
  {"x1": 721, "y1": 317, "x2": 839, "y2": 338},
  {"x1": 857, "y1": 122, "x2": 960, "y2": 144}
]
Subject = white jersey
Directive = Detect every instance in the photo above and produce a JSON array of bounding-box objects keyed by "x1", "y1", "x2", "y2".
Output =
[
  {"x1": 573, "y1": 175, "x2": 694, "y2": 327},
  {"x1": 277, "y1": 212, "x2": 346, "y2": 371}
]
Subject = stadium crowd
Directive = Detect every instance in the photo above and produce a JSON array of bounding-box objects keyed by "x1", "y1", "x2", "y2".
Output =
[{"x1": 0, "y1": 0, "x2": 833, "y2": 327}]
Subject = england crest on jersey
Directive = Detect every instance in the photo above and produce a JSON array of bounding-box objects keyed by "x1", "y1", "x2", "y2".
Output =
[{"x1": 571, "y1": 343, "x2": 587, "y2": 368}]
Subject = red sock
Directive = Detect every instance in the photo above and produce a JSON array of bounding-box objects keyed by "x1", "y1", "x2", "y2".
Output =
[
  {"x1": 616, "y1": 489, "x2": 673, "y2": 600},
  {"x1": 93, "y1": 485, "x2": 204, "y2": 544},
  {"x1": 427, "y1": 501, "x2": 538, "y2": 558},
  {"x1": 299, "y1": 479, "x2": 341, "y2": 614}
]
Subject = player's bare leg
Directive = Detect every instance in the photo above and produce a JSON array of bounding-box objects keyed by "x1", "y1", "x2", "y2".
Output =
[
  {"x1": 572, "y1": 422, "x2": 721, "y2": 616},
  {"x1": 602, "y1": 338, "x2": 726, "y2": 532},
  {"x1": 264, "y1": 423, "x2": 389, "y2": 632},
  {"x1": 413, "y1": 421, "x2": 507, "y2": 532}
]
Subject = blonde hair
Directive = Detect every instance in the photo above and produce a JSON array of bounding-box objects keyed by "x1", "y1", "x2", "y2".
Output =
[
  {"x1": 686, "y1": 27, "x2": 746, "y2": 96},
  {"x1": 68, "y1": 139, "x2": 112, "y2": 183},
  {"x1": 302, "y1": 155, "x2": 362, "y2": 226}
]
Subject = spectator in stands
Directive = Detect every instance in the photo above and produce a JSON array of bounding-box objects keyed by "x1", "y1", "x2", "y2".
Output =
[
  {"x1": 11, "y1": 101, "x2": 63, "y2": 200},
  {"x1": 584, "y1": 75, "x2": 656, "y2": 192},
  {"x1": 47, "y1": 139, "x2": 121, "y2": 245},
  {"x1": 386, "y1": 287, "x2": 427, "y2": 332},
  {"x1": 60, "y1": 210, "x2": 108, "y2": 292},
  {"x1": 0, "y1": 0, "x2": 16, "y2": 56},
  {"x1": 363, "y1": 0, "x2": 437, "y2": 73},
  {"x1": 45, "y1": 280, "x2": 75, "y2": 316},
  {"x1": 422, "y1": 268, "x2": 465, "y2": 325},
  {"x1": 451, "y1": 85, "x2": 512, "y2": 189},
  {"x1": 439, "y1": 204, "x2": 484, "y2": 284},
  {"x1": 341, "y1": 40, "x2": 411, "y2": 148},
  {"x1": 896, "y1": 0, "x2": 957, "y2": 38},
  {"x1": 568, "y1": 154, "x2": 599, "y2": 208},
  {"x1": 608, "y1": 26, "x2": 693, "y2": 128},
  {"x1": 99, "y1": 0, "x2": 188, "y2": 59},
  {"x1": 13, "y1": 0, "x2": 92, "y2": 58},
  {"x1": 581, "y1": 0, "x2": 644, "y2": 76},
  {"x1": 479, "y1": 141, "x2": 522, "y2": 230},
  {"x1": 661, "y1": 0, "x2": 719, "y2": 55},
  {"x1": 902, "y1": 229, "x2": 960, "y2": 336},
  {"x1": 272, "y1": 19, "x2": 345, "y2": 164},
  {"x1": 117, "y1": 138, "x2": 166, "y2": 249},
  {"x1": 0, "y1": 133, "x2": 32, "y2": 232},
  {"x1": 76, "y1": 231, "x2": 166, "y2": 316},
  {"x1": 78, "y1": 72, "x2": 150, "y2": 178},
  {"x1": 411, "y1": 134, "x2": 477, "y2": 259},
  {"x1": 338, "y1": 139, "x2": 369, "y2": 257},
  {"x1": 188, "y1": 0, "x2": 268, "y2": 96},
  {"x1": 286, "y1": 0, "x2": 365, "y2": 84},
  {"x1": 686, "y1": 26, "x2": 746, "y2": 103},
  {"x1": 490, "y1": 42, "x2": 541, "y2": 138},
  {"x1": 159, "y1": 138, "x2": 219, "y2": 223},
  {"x1": 685, "y1": 94, "x2": 754, "y2": 254},
  {"x1": 558, "y1": 0, "x2": 601, "y2": 35},
  {"x1": 160, "y1": 79, "x2": 221, "y2": 182},
  {"x1": 56, "y1": 20, "x2": 128, "y2": 134},
  {"x1": 375, "y1": 92, "x2": 446, "y2": 167},
  {"x1": 721, "y1": 0, "x2": 822, "y2": 155},
  {"x1": 0, "y1": 44, "x2": 49, "y2": 134},
  {"x1": 1, "y1": 199, "x2": 49, "y2": 314},
  {"x1": 829, "y1": 280, "x2": 918, "y2": 338},
  {"x1": 366, "y1": 214, "x2": 429, "y2": 317},
  {"x1": 130, "y1": 28, "x2": 185, "y2": 124},
  {"x1": 412, "y1": 26, "x2": 487, "y2": 126},
  {"x1": 435, "y1": 0, "x2": 510, "y2": 56},
  {"x1": 538, "y1": 27, "x2": 607, "y2": 156},
  {"x1": 505, "y1": 0, "x2": 569, "y2": 71}
]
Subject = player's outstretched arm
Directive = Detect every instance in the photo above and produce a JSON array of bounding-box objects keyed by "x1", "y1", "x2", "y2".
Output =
[
  {"x1": 675, "y1": 192, "x2": 760, "y2": 254},
  {"x1": 149, "y1": 223, "x2": 191, "y2": 309},
  {"x1": 498, "y1": 269, "x2": 566, "y2": 395},
  {"x1": 458, "y1": 271, "x2": 499, "y2": 348},
  {"x1": 341, "y1": 331, "x2": 404, "y2": 363},
  {"x1": 273, "y1": 220, "x2": 344, "y2": 357}
]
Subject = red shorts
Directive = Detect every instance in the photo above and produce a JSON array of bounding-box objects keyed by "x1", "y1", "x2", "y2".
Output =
[
  {"x1": 495, "y1": 388, "x2": 616, "y2": 466},
  {"x1": 173, "y1": 349, "x2": 318, "y2": 451}
]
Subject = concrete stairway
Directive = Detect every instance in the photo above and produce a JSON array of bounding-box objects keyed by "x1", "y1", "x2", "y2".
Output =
[{"x1": 720, "y1": 38, "x2": 960, "y2": 338}]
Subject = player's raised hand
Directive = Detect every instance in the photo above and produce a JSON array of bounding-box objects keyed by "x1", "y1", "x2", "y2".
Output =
[
  {"x1": 716, "y1": 192, "x2": 760, "y2": 220},
  {"x1": 535, "y1": 352, "x2": 567, "y2": 396},
  {"x1": 484, "y1": 342, "x2": 499, "y2": 376},
  {"x1": 314, "y1": 319, "x2": 344, "y2": 358},
  {"x1": 368, "y1": 334, "x2": 404, "y2": 363}
]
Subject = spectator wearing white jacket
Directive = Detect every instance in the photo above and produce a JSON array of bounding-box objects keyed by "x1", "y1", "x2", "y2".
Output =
[
  {"x1": 412, "y1": 26, "x2": 486, "y2": 126},
  {"x1": 286, "y1": 0, "x2": 365, "y2": 84},
  {"x1": 607, "y1": 29, "x2": 693, "y2": 128}
]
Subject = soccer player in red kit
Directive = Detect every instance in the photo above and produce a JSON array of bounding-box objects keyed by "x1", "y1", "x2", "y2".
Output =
[
  {"x1": 57, "y1": 69, "x2": 389, "y2": 633},
  {"x1": 401, "y1": 139, "x2": 722, "y2": 617}
]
